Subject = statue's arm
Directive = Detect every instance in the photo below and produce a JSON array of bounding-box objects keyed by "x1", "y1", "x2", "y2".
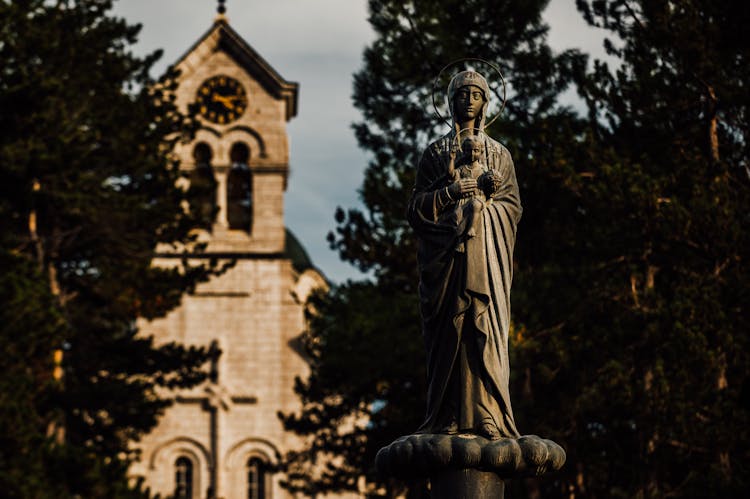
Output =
[
  {"x1": 408, "y1": 147, "x2": 454, "y2": 225},
  {"x1": 447, "y1": 142, "x2": 459, "y2": 181}
]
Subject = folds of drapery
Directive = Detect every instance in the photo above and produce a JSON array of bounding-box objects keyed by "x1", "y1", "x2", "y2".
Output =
[{"x1": 407, "y1": 132, "x2": 522, "y2": 437}]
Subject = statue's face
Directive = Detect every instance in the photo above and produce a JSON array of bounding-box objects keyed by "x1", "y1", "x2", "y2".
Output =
[
  {"x1": 470, "y1": 143, "x2": 483, "y2": 162},
  {"x1": 453, "y1": 85, "x2": 485, "y2": 122},
  {"x1": 463, "y1": 141, "x2": 483, "y2": 162}
]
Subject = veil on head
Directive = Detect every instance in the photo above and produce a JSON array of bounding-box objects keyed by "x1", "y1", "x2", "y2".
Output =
[
  {"x1": 447, "y1": 70, "x2": 491, "y2": 134},
  {"x1": 432, "y1": 59, "x2": 507, "y2": 138}
]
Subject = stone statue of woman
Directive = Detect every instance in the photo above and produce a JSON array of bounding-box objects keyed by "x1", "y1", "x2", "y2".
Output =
[
  {"x1": 407, "y1": 70, "x2": 521, "y2": 440},
  {"x1": 377, "y1": 68, "x2": 563, "y2": 497}
]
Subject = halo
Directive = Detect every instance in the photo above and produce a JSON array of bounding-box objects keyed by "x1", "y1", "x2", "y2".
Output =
[
  {"x1": 450, "y1": 127, "x2": 485, "y2": 148},
  {"x1": 431, "y1": 58, "x2": 507, "y2": 130}
]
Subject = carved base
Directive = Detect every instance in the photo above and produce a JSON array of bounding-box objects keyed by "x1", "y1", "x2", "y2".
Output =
[
  {"x1": 375, "y1": 433, "x2": 565, "y2": 480},
  {"x1": 431, "y1": 468, "x2": 505, "y2": 499}
]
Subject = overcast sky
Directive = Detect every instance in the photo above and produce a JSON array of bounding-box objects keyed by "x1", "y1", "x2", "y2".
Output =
[{"x1": 112, "y1": 0, "x2": 608, "y2": 283}]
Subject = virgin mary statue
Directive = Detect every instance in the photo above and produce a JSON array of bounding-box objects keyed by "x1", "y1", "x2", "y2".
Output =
[{"x1": 407, "y1": 70, "x2": 521, "y2": 440}]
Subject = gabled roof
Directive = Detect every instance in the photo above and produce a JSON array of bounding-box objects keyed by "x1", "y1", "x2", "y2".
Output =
[{"x1": 175, "y1": 18, "x2": 299, "y2": 121}]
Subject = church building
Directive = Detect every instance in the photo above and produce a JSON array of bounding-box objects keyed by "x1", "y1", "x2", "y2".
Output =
[{"x1": 129, "y1": 7, "x2": 334, "y2": 499}]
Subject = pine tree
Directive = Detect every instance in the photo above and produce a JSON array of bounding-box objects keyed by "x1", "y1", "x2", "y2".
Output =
[
  {"x1": 535, "y1": 0, "x2": 749, "y2": 496},
  {"x1": 0, "y1": 1, "x2": 220, "y2": 496},
  {"x1": 0, "y1": 252, "x2": 67, "y2": 496}
]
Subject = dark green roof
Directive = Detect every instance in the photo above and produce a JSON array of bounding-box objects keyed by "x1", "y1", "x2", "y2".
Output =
[{"x1": 284, "y1": 228, "x2": 314, "y2": 274}]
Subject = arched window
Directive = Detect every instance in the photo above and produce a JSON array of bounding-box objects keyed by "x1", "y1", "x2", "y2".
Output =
[
  {"x1": 174, "y1": 456, "x2": 193, "y2": 499},
  {"x1": 246, "y1": 457, "x2": 267, "y2": 499},
  {"x1": 190, "y1": 142, "x2": 216, "y2": 229},
  {"x1": 230, "y1": 141, "x2": 250, "y2": 165},
  {"x1": 193, "y1": 141, "x2": 212, "y2": 165},
  {"x1": 227, "y1": 142, "x2": 252, "y2": 231}
]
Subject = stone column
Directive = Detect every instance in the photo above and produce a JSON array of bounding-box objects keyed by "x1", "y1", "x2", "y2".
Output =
[{"x1": 215, "y1": 166, "x2": 228, "y2": 227}]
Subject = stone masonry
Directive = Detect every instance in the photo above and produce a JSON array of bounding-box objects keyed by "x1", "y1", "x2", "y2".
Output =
[{"x1": 128, "y1": 16, "x2": 347, "y2": 499}]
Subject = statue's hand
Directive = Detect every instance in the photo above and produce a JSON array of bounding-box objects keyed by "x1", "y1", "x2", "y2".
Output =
[{"x1": 448, "y1": 178, "x2": 477, "y2": 199}]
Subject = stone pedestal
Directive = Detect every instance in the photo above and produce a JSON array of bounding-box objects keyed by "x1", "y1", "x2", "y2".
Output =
[
  {"x1": 375, "y1": 433, "x2": 565, "y2": 498},
  {"x1": 431, "y1": 468, "x2": 505, "y2": 499}
]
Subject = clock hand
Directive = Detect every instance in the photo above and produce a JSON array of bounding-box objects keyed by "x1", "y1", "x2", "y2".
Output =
[{"x1": 211, "y1": 94, "x2": 235, "y2": 110}]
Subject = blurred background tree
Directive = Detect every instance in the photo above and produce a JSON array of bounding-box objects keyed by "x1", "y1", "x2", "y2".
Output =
[
  {"x1": 0, "y1": 1, "x2": 220, "y2": 497},
  {"x1": 281, "y1": 0, "x2": 749, "y2": 498}
]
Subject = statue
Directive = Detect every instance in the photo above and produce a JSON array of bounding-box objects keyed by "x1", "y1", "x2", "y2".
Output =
[
  {"x1": 407, "y1": 70, "x2": 520, "y2": 441},
  {"x1": 375, "y1": 66, "x2": 565, "y2": 498}
]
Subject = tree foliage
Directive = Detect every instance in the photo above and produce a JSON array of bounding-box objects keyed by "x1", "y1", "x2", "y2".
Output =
[
  {"x1": 281, "y1": 0, "x2": 749, "y2": 497},
  {"x1": 539, "y1": 1, "x2": 749, "y2": 496},
  {"x1": 0, "y1": 1, "x2": 219, "y2": 496}
]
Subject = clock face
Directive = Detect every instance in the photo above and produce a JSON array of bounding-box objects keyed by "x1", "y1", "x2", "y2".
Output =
[{"x1": 196, "y1": 75, "x2": 247, "y2": 124}]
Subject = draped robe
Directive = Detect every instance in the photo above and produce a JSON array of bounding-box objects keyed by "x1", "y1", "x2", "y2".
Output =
[{"x1": 407, "y1": 131, "x2": 521, "y2": 438}]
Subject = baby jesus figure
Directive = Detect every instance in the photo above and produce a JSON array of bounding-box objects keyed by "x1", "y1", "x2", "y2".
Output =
[{"x1": 447, "y1": 135, "x2": 502, "y2": 241}]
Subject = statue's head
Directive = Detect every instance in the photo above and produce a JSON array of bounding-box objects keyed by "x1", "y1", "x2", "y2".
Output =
[
  {"x1": 461, "y1": 135, "x2": 484, "y2": 162},
  {"x1": 448, "y1": 70, "x2": 490, "y2": 129}
]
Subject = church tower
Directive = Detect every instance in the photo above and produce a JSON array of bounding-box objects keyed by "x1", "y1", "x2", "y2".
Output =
[{"x1": 129, "y1": 5, "x2": 330, "y2": 498}]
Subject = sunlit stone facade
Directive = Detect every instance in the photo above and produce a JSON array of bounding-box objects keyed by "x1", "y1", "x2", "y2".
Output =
[{"x1": 129, "y1": 17, "x2": 335, "y2": 499}]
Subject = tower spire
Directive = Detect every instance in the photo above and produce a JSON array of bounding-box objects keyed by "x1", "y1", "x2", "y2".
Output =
[{"x1": 215, "y1": 0, "x2": 227, "y2": 23}]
